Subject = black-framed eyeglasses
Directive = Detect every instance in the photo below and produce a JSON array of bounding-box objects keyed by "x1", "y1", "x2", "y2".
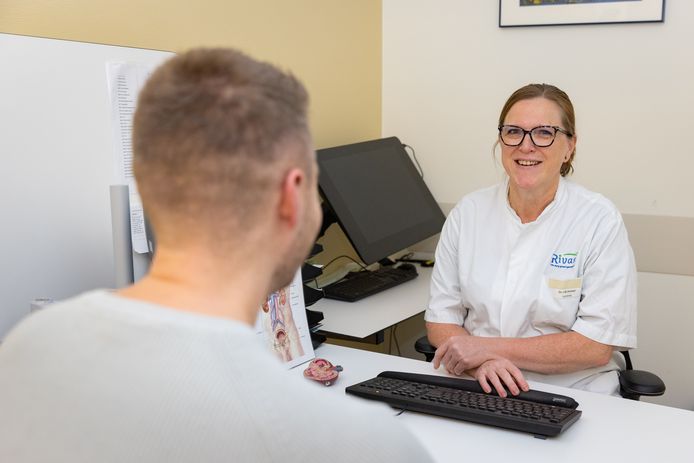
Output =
[{"x1": 498, "y1": 125, "x2": 573, "y2": 148}]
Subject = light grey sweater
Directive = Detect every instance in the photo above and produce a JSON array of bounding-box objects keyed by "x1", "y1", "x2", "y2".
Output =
[{"x1": 0, "y1": 290, "x2": 432, "y2": 462}]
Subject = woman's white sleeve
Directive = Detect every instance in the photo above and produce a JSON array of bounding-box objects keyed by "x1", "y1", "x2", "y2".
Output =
[{"x1": 425, "y1": 206, "x2": 467, "y2": 326}]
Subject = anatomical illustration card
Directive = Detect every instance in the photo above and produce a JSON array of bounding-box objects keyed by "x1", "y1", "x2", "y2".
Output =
[{"x1": 255, "y1": 269, "x2": 315, "y2": 368}]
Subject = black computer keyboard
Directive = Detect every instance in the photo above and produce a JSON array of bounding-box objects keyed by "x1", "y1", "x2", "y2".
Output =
[
  {"x1": 322, "y1": 265, "x2": 418, "y2": 302},
  {"x1": 346, "y1": 371, "x2": 582, "y2": 437}
]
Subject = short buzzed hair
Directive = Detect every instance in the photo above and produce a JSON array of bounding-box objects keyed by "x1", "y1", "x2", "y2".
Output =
[{"x1": 133, "y1": 48, "x2": 310, "y2": 243}]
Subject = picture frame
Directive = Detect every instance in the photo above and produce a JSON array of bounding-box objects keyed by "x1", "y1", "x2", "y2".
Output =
[{"x1": 499, "y1": 0, "x2": 666, "y2": 27}]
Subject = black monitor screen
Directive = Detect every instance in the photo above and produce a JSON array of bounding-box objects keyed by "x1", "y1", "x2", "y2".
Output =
[{"x1": 317, "y1": 137, "x2": 445, "y2": 264}]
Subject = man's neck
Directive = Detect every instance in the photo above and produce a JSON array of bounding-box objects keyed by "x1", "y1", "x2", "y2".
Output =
[{"x1": 117, "y1": 247, "x2": 271, "y2": 326}]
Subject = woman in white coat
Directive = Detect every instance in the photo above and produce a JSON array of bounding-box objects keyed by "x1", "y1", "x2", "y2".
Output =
[{"x1": 426, "y1": 83, "x2": 637, "y2": 397}]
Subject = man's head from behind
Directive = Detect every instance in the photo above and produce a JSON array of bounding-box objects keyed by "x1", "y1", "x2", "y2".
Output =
[{"x1": 133, "y1": 48, "x2": 320, "y2": 290}]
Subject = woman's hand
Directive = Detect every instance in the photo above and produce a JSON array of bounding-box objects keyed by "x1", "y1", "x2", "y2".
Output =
[
  {"x1": 432, "y1": 334, "x2": 494, "y2": 375},
  {"x1": 471, "y1": 358, "x2": 529, "y2": 397},
  {"x1": 428, "y1": 322, "x2": 613, "y2": 376}
]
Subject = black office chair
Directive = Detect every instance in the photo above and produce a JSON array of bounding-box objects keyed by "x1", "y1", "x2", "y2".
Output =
[{"x1": 414, "y1": 335, "x2": 665, "y2": 401}]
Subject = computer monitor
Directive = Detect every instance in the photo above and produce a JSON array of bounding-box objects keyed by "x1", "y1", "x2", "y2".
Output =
[{"x1": 316, "y1": 137, "x2": 445, "y2": 265}]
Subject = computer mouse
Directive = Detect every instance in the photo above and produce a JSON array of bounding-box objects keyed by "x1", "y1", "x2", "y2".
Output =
[{"x1": 398, "y1": 263, "x2": 416, "y2": 272}]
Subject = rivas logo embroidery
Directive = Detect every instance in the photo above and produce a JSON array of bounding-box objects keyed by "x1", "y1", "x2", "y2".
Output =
[{"x1": 551, "y1": 252, "x2": 578, "y2": 269}]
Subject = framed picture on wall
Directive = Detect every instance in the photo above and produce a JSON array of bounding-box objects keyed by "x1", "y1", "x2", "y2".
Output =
[{"x1": 499, "y1": 0, "x2": 666, "y2": 27}]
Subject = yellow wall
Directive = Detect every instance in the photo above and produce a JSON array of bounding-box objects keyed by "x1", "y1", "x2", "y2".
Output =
[{"x1": 0, "y1": 0, "x2": 382, "y2": 148}]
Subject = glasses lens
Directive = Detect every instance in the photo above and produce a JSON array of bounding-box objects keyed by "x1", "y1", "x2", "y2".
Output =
[
  {"x1": 500, "y1": 126, "x2": 524, "y2": 146},
  {"x1": 530, "y1": 126, "x2": 556, "y2": 147}
]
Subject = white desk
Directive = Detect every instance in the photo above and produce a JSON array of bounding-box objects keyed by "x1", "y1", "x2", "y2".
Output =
[
  {"x1": 311, "y1": 266, "x2": 432, "y2": 340},
  {"x1": 305, "y1": 344, "x2": 694, "y2": 462}
]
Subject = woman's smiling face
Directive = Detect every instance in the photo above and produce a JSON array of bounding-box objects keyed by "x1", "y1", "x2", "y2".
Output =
[{"x1": 500, "y1": 97, "x2": 576, "y2": 195}]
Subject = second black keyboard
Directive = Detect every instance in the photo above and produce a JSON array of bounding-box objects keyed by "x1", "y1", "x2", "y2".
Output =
[
  {"x1": 346, "y1": 371, "x2": 582, "y2": 437},
  {"x1": 322, "y1": 265, "x2": 418, "y2": 302}
]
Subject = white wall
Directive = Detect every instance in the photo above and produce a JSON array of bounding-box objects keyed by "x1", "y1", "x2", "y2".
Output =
[
  {"x1": 383, "y1": 0, "x2": 694, "y2": 409},
  {"x1": 383, "y1": 0, "x2": 693, "y2": 216},
  {"x1": 636, "y1": 272, "x2": 694, "y2": 410},
  {"x1": 0, "y1": 34, "x2": 170, "y2": 338}
]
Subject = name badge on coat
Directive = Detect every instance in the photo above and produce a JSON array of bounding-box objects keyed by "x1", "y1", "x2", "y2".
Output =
[{"x1": 547, "y1": 277, "x2": 582, "y2": 300}]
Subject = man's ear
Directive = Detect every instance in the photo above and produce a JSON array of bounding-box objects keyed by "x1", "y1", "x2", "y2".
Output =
[{"x1": 277, "y1": 168, "x2": 305, "y2": 228}]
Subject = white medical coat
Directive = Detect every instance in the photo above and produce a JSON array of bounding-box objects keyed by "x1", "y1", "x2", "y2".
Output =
[{"x1": 425, "y1": 178, "x2": 637, "y2": 394}]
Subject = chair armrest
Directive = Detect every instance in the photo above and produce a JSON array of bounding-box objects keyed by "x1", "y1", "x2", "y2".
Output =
[
  {"x1": 414, "y1": 336, "x2": 437, "y2": 362},
  {"x1": 619, "y1": 369, "x2": 666, "y2": 398}
]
